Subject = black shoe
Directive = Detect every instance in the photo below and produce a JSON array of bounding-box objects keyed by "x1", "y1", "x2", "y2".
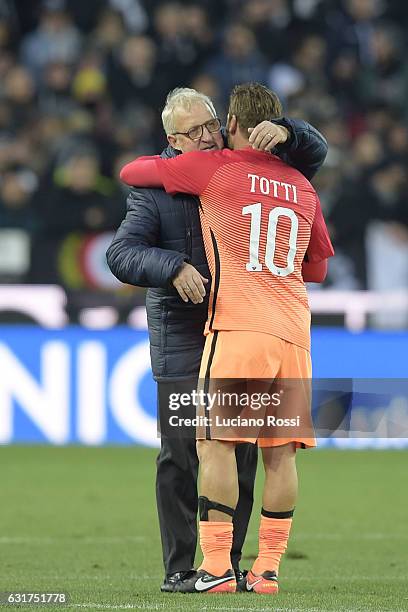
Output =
[
  {"x1": 174, "y1": 568, "x2": 236, "y2": 593},
  {"x1": 160, "y1": 570, "x2": 196, "y2": 593},
  {"x1": 234, "y1": 568, "x2": 249, "y2": 592}
]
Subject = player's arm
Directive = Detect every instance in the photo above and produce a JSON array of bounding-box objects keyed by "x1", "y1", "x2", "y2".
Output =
[
  {"x1": 304, "y1": 196, "x2": 334, "y2": 283},
  {"x1": 119, "y1": 155, "x2": 162, "y2": 187},
  {"x1": 119, "y1": 151, "x2": 217, "y2": 195},
  {"x1": 249, "y1": 118, "x2": 328, "y2": 180},
  {"x1": 302, "y1": 259, "x2": 328, "y2": 283}
]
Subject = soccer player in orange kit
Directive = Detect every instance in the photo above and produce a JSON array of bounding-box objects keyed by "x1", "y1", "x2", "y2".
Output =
[{"x1": 120, "y1": 83, "x2": 334, "y2": 594}]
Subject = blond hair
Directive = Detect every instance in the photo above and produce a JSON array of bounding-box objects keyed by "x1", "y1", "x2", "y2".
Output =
[{"x1": 161, "y1": 88, "x2": 217, "y2": 135}]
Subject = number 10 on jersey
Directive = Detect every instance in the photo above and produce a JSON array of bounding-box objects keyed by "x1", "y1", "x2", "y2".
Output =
[{"x1": 242, "y1": 203, "x2": 299, "y2": 277}]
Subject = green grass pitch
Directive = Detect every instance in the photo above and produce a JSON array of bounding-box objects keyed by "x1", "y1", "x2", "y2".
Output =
[{"x1": 0, "y1": 446, "x2": 407, "y2": 611}]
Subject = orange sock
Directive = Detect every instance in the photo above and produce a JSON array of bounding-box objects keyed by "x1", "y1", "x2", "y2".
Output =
[
  {"x1": 198, "y1": 521, "x2": 233, "y2": 576},
  {"x1": 252, "y1": 516, "x2": 292, "y2": 575}
]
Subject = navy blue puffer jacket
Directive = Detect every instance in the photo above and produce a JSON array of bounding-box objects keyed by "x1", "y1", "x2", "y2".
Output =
[{"x1": 106, "y1": 118, "x2": 328, "y2": 381}]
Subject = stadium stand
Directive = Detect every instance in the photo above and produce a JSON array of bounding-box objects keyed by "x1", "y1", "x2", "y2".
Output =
[{"x1": 0, "y1": 0, "x2": 407, "y2": 324}]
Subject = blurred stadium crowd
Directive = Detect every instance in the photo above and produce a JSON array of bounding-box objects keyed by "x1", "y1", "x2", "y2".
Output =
[{"x1": 0, "y1": 0, "x2": 407, "y2": 298}]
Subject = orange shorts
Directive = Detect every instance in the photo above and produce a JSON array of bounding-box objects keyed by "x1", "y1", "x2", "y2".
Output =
[{"x1": 197, "y1": 330, "x2": 315, "y2": 448}]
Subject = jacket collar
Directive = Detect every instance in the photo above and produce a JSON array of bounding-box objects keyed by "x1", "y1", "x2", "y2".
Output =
[{"x1": 161, "y1": 144, "x2": 180, "y2": 159}]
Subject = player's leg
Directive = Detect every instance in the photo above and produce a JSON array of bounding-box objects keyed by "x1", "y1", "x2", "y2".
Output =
[
  {"x1": 247, "y1": 340, "x2": 313, "y2": 594},
  {"x1": 156, "y1": 380, "x2": 199, "y2": 588},
  {"x1": 246, "y1": 442, "x2": 296, "y2": 594},
  {"x1": 257, "y1": 442, "x2": 297, "y2": 570},
  {"x1": 262, "y1": 442, "x2": 298, "y2": 512},
  {"x1": 175, "y1": 438, "x2": 238, "y2": 593},
  {"x1": 197, "y1": 438, "x2": 238, "y2": 575}
]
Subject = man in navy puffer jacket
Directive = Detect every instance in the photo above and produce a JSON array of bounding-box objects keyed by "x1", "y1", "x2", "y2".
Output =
[{"x1": 106, "y1": 88, "x2": 328, "y2": 592}]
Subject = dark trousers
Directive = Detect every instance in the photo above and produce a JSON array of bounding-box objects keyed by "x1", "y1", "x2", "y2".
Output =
[{"x1": 156, "y1": 380, "x2": 258, "y2": 575}]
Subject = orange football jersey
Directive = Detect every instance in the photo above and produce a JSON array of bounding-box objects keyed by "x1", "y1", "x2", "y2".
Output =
[{"x1": 156, "y1": 147, "x2": 334, "y2": 351}]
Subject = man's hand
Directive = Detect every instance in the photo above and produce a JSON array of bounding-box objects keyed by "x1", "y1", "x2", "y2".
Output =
[
  {"x1": 172, "y1": 262, "x2": 209, "y2": 303},
  {"x1": 248, "y1": 121, "x2": 289, "y2": 152}
]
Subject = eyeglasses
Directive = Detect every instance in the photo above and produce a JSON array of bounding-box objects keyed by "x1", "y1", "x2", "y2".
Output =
[{"x1": 172, "y1": 117, "x2": 221, "y2": 141}]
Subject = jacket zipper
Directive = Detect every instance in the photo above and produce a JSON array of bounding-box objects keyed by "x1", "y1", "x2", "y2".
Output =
[
  {"x1": 183, "y1": 201, "x2": 193, "y2": 258},
  {"x1": 186, "y1": 228, "x2": 192, "y2": 258}
]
